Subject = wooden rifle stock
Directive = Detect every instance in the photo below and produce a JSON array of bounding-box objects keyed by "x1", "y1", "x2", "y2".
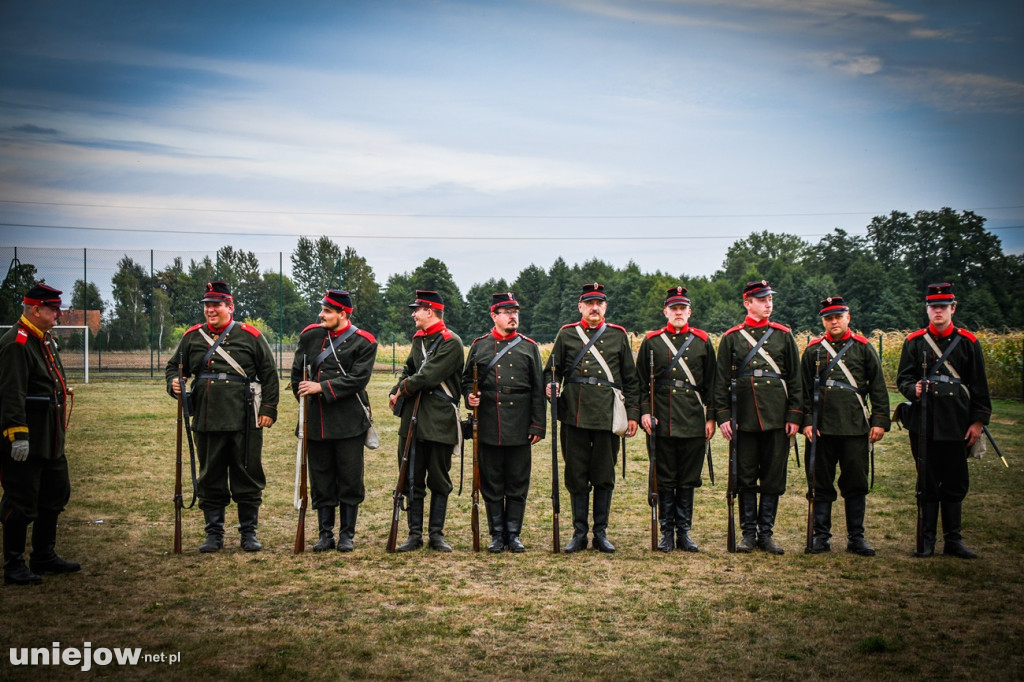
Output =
[
  {"x1": 471, "y1": 364, "x2": 481, "y2": 552},
  {"x1": 916, "y1": 352, "x2": 929, "y2": 557},
  {"x1": 174, "y1": 363, "x2": 185, "y2": 554},
  {"x1": 648, "y1": 350, "x2": 658, "y2": 552},
  {"x1": 727, "y1": 364, "x2": 738, "y2": 553},
  {"x1": 805, "y1": 347, "x2": 823, "y2": 554},
  {"x1": 550, "y1": 371, "x2": 561, "y2": 553},
  {"x1": 387, "y1": 393, "x2": 424, "y2": 553},
  {"x1": 294, "y1": 359, "x2": 310, "y2": 554}
]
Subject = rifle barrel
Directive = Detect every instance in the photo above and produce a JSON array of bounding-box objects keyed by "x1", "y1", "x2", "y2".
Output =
[
  {"x1": 471, "y1": 364, "x2": 480, "y2": 552},
  {"x1": 551, "y1": 371, "x2": 560, "y2": 554}
]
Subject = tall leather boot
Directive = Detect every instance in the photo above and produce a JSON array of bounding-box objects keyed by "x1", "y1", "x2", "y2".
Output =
[
  {"x1": 675, "y1": 487, "x2": 699, "y2": 552},
  {"x1": 808, "y1": 501, "x2": 832, "y2": 554},
  {"x1": 914, "y1": 501, "x2": 939, "y2": 558},
  {"x1": 505, "y1": 500, "x2": 527, "y2": 553},
  {"x1": 736, "y1": 492, "x2": 758, "y2": 553},
  {"x1": 396, "y1": 497, "x2": 424, "y2": 552},
  {"x1": 756, "y1": 494, "x2": 784, "y2": 555},
  {"x1": 29, "y1": 512, "x2": 80, "y2": 574},
  {"x1": 198, "y1": 508, "x2": 225, "y2": 553},
  {"x1": 591, "y1": 488, "x2": 615, "y2": 553},
  {"x1": 845, "y1": 496, "x2": 875, "y2": 556},
  {"x1": 485, "y1": 499, "x2": 506, "y2": 553},
  {"x1": 427, "y1": 494, "x2": 452, "y2": 552},
  {"x1": 336, "y1": 504, "x2": 358, "y2": 553},
  {"x1": 564, "y1": 492, "x2": 590, "y2": 553},
  {"x1": 657, "y1": 490, "x2": 675, "y2": 553},
  {"x1": 238, "y1": 505, "x2": 263, "y2": 552},
  {"x1": 3, "y1": 519, "x2": 41, "y2": 585},
  {"x1": 313, "y1": 507, "x2": 336, "y2": 552},
  {"x1": 941, "y1": 500, "x2": 977, "y2": 559}
]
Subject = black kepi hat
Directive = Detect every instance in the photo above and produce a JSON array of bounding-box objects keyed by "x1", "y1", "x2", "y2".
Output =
[
  {"x1": 490, "y1": 292, "x2": 520, "y2": 312},
  {"x1": 201, "y1": 281, "x2": 233, "y2": 303},
  {"x1": 742, "y1": 279, "x2": 776, "y2": 299},
  {"x1": 819, "y1": 296, "x2": 849, "y2": 317},
  {"x1": 408, "y1": 290, "x2": 444, "y2": 310},
  {"x1": 23, "y1": 282, "x2": 62, "y2": 308},
  {"x1": 664, "y1": 286, "x2": 690, "y2": 307},
  {"x1": 322, "y1": 289, "x2": 353, "y2": 313},
  {"x1": 579, "y1": 282, "x2": 607, "y2": 302},
  {"x1": 925, "y1": 282, "x2": 956, "y2": 306}
]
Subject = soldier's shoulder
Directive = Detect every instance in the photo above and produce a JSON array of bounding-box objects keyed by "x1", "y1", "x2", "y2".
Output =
[
  {"x1": 13, "y1": 326, "x2": 29, "y2": 346},
  {"x1": 723, "y1": 323, "x2": 744, "y2": 336},
  {"x1": 517, "y1": 333, "x2": 538, "y2": 345},
  {"x1": 559, "y1": 322, "x2": 580, "y2": 330},
  {"x1": 300, "y1": 323, "x2": 323, "y2": 336},
  {"x1": 645, "y1": 328, "x2": 665, "y2": 340},
  {"x1": 906, "y1": 328, "x2": 928, "y2": 340},
  {"x1": 471, "y1": 333, "x2": 489, "y2": 345},
  {"x1": 689, "y1": 327, "x2": 710, "y2": 342},
  {"x1": 807, "y1": 335, "x2": 824, "y2": 348},
  {"x1": 183, "y1": 323, "x2": 203, "y2": 336},
  {"x1": 768, "y1": 321, "x2": 791, "y2": 333},
  {"x1": 441, "y1": 328, "x2": 459, "y2": 342},
  {"x1": 606, "y1": 322, "x2": 629, "y2": 334},
  {"x1": 956, "y1": 327, "x2": 978, "y2": 343},
  {"x1": 238, "y1": 323, "x2": 261, "y2": 338},
  {"x1": 355, "y1": 328, "x2": 377, "y2": 344},
  {"x1": 852, "y1": 333, "x2": 869, "y2": 344}
]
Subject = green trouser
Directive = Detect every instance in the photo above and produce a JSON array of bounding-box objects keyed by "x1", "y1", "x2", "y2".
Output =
[
  {"x1": 736, "y1": 428, "x2": 788, "y2": 495},
  {"x1": 560, "y1": 424, "x2": 617, "y2": 494},
  {"x1": 195, "y1": 430, "x2": 265, "y2": 510},
  {"x1": 397, "y1": 438, "x2": 453, "y2": 501},
  {"x1": 810, "y1": 434, "x2": 869, "y2": 502},
  {"x1": 0, "y1": 449, "x2": 71, "y2": 523},
  {"x1": 308, "y1": 435, "x2": 366, "y2": 508}
]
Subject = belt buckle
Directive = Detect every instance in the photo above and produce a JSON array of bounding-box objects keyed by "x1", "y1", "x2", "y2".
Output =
[
  {"x1": 218, "y1": 373, "x2": 228, "y2": 381},
  {"x1": 753, "y1": 369, "x2": 764, "y2": 377}
]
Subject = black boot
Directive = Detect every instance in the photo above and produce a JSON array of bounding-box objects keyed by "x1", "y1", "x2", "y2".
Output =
[
  {"x1": 427, "y1": 494, "x2": 452, "y2": 552},
  {"x1": 397, "y1": 497, "x2": 424, "y2": 552},
  {"x1": 657, "y1": 491, "x2": 675, "y2": 553},
  {"x1": 506, "y1": 500, "x2": 527, "y2": 553},
  {"x1": 592, "y1": 488, "x2": 615, "y2": 553},
  {"x1": 337, "y1": 504, "x2": 358, "y2": 553},
  {"x1": 198, "y1": 508, "x2": 225, "y2": 553},
  {"x1": 3, "y1": 519, "x2": 41, "y2": 585},
  {"x1": 238, "y1": 505, "x2": 263, "y2": 552},
  {"x1": 941, "y1": 500, "x2": 977, "y2": 559},
  {"x1": 757, "y1": 494, "x2": 784, "y2": 555},
  {"x1": 675, "y1": 488, "x2": 699, "y2": 552},
  {"x1": 914, "y1": 501, "x2": 939, "y2": 558},
  {"x1": 485, "y1": 500, "x2": 506, "y2": 553},
  {"x1": 313, "y1": 507, "x2": 336, "y2": 552},
  {"x1": 808, "y1": 501, "x2": 832, "y2": 554},
  {"x1": 736, "y1": 493, "x2": 758, "y2": 553},
  {"x1": 845, "y1": 496, "x2": 875, "y2": 556},
  {"x1": 564, "y1": 492, "x2": 590, "y2": 553},
  {"x1": 28, "y1": 512, "x2": 80, "y2": 574}
]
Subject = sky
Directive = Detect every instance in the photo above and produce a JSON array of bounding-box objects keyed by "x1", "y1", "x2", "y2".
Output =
[{"x1": 1, "y1": 0, "x2": 1022, "y2": 295}]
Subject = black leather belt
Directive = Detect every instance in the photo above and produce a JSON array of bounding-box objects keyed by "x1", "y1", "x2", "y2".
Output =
[
  {"x1": 431, "y1": 389, "x2": 459, "y2": 404},
  {"x1": 484, "y1": 386, "x2": 530, "y2": 394},
  {"x1": 928, "y1": 374, "x2": 962, "y2": 385},
  {"x1": 199, "y1": 372, "x2": 249, "y2": 383},
  {"x1": 824, "y1": 378, "x2": 863, "y2": 394},
  {"x1": 738, "y1": 369, "x2": 782, "y2": 380},
  {"x1": 656, "y1": 378, "x2": 698, "y2": 391},
  {"x1": 565, "y1": 377, "x2": 621, "y2": 389}
]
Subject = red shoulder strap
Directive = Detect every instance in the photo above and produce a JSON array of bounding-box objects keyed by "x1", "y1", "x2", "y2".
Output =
[
  {"x1": 768, "y1": 321, "x2": 791, "y2": 333},
  {"x1": 356, "y1": 328, "x2": 377, "y2": 343},
  {"x1": 301, "y1": 323, "x2": 322, "y2": 335},
  {"x1": 907, "y1": 328, "x2": 928, "y2": 340},
  {"x1": 852, "y1": 333, "x2": 869, "y2": 344},
  {"x1": 956, "y1": 327, "x2": 978, "y2": 343},
  {"x1": 645, "y1": 329, "x2": 665, "y2": 340},
  {"x1": 239, "y1": 323, "x2": 261, "y2": 337},
  {"x1": 689, "y1": 327, "x2": 709, "y2": 342}
]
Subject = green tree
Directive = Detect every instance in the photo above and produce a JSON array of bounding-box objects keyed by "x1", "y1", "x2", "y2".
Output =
[
  {"x1": 464, "y1": 278, "x2": 509, "y2": 341},
  {"x1": 291, "y1": 236, "x2": 343, "y2": 316},
  {"x1": 71, "y1": 280, "x2": 104, "y2": 314},
  {"x1": 338, "y1": 247, "x2": 382, "y2": 333},
  {"x1": 510, "y1": 264, "x2": 548, "y2": 337},
  {"x1": 0, "y1": 260, "x2": 38, "y2": 324},
  {"x1": 107, "y1": 255, "x2": 150, "y2": 349},
  {"x1": 410, "y1": 257, "x2": 466, "y2": 334}
]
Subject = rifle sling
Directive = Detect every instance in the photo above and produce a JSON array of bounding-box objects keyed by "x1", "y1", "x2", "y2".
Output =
[{"x1": 311, "y1": 325, "x2": 358, "y2": 375}]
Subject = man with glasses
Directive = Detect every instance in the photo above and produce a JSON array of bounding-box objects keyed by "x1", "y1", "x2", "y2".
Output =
[{"x1": 464, "y1": 292, "x2": 545, "y2": 552}]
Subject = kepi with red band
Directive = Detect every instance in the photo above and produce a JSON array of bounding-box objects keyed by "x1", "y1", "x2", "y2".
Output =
[
  {"x1": 925, "y1": 282, "x2": 956, "y2": 306},
  {"x1": 23, "y1": 282, "x2": 63, "y2": 309},
  {"x1": 664, "y1": 286, "x2": 690, "y2": 307},
  {"x1": 579, "y1": 282, "x2": 606, "y2": 302},
  {"x1": 490, "y1": 291, "x2": 520, "y2": 312},
  {"x1": 322, "y1": 289, "x2": 353, "y2": 313},
  {"x1": 201, "y1": 281, "x2": 233, "y2": 303},
  {"x1": 819, "y1": 295, "x2": 849, "y2": 317},
  {"x1": 408, "y1": 289, "x2": 444, "y2": 310},
  {"x1": 742, "y1": 279, "x2": 776, "y2": 299}
]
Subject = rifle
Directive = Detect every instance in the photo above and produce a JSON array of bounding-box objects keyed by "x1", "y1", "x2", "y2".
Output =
[
  {"x1": 647, "y1": 350, "x2": 659, "y2": 552},
  {"x1": 387, "y1": 392, "x2": 424, "y2": 553},
  {"x1": 982, "y1": 426, "x2": 1010, "y2": 468},
  {"x1": 792, "y1": 436, "x2": 801, "y2": 468},
  {"x1": 550, "y1": 370, "x2": 561, "y2": 553},
  {"x1": 294, "y1": 358, "x2": 310, "y2": 554},
  {"x1": 174, "y1": 363, "x2": 185, "y2": 554},
  {"x1": 726, "y1": 363, "x2": 738, "y2": 553},
  {"x1": 706, "y1": 441, "x2": 715, "y2": 486},
  {"x1": 916, "y1": 351, "x2": 930, "y2": 557},
  {"x1": 471, "y1": 364, "x2": 481, "y2": 552},
  {"x1": 805, "y1": 347, "x2": 823, "y2": 554}
]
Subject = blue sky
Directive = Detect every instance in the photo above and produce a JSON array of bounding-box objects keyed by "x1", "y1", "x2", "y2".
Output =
[{"x1": 1, "y1": 0, "x2": 1021, "y2": 292}]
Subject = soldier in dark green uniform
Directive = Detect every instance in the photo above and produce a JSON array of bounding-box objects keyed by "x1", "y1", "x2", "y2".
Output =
[
  {"x1": 638, "y1": 286, "x2": 716, "y2": 552},
  {"x1": 801, "y1": 296, "x2": 889, "y2": 556},
  {"x1": 714, "y1": 280, "x2": 802, "y2": 554},
  {"x1": 1, "y1": 283, "x2": 79, "y2": 585},
  {"x1": 896, "y1": 283, "x2": 991, "y2": 559},
  {"x1": 166, "y1": 282, "x2": 279, "y2": 553},
  {"x1": 545, "y1": 283, "x2": 640, "y2": 554},
  {"x1": 464, "y1": 292, "x2": 545, "y2": 552},
  {"x1": 388, "y1": 290, "x2": 464, "y2": 552},
  {"x1": 292, "y1": 290, "x2": 377, "y2": 552}
]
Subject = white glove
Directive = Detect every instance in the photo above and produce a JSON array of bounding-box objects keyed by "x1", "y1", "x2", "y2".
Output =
[{"x1": 10, "y1": 440, "x2": 29, "y2": 462}]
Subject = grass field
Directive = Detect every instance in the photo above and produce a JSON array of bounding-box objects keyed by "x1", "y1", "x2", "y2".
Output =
[{"x1": 3, "y1": 376, "x2": 1023, "y2": 680}]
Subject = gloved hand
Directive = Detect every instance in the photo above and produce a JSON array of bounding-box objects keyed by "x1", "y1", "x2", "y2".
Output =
[{"x1": 10, "y1": 440, "x2": 29, "y2": 462}]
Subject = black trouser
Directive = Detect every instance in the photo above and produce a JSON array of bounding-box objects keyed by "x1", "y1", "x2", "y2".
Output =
[
  {"x1": 195, "y1": 430, "x2": 265, "y2": 510},
  {"x1": 909, "y1": 434, "x2": 969, "y2": 503},
  {"x1": 652, "y1": 435, "x2": 705, "y2": 490},
  {"x1": 397, "y1": 438, "x2": 453, "y2": 500},
  {"x1": 561, "y1": 424, "x2": 618, "y2": 494},
  {"x1": 479, "y1": 443, "x2": 531, "y2": 505},
  {"x1": 808, "y1": 434, "x2": 869, "y2": 502},
  {"x1": 0, "y1": 449, "x2": 71, "y2": 524},
  {"x1": 735, "y1": 428, "x2": 788, "y2": 495},
  {"x1": 308, "y1": 434, "x2": 365, "y2": 508}
]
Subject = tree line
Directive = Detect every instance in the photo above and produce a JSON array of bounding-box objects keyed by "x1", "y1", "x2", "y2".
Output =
[{"x1": 1, "y1": 208, "x2": 1020, "y2": 349}]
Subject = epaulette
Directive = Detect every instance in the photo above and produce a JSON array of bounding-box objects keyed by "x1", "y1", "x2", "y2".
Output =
[
  {"x1": 690, "y1": 327, "x2": 709, "y2": 342},
  {"x1": 724, "y1": 323, "x2": 744, "y2": 335},
  {"x1": 184, "y1": 323, "x2": 203, "y2": 335},
  {"x1": 768, "y1": 321, "x2": 791, "y2": 333},
  {"x1": 300, "y1": 323, "x2": 322, "y2": 335},
  {"x1": 356, "y1": 328, "x2": 377, "y2": 343},
  {"x1": 852, "y1": 333, "x2": 869, "y2": 344},
  {"x1": 440, "y1": 329, "x2": 453, "y2": 341},
  {"x1": 956, "y1": 328, "x2": 978, "y2": 343},
  {"x1": 15, "y1": 328, "x2": 28, "y2": 345},
  {"x1": 473, "y1": 333, "x2": 490, "y2": 344},
  {"x1": 239, "y1": 323, "x2": 261, "y2": 337},
  {"x1": 606, "y1": 323, "x2": 628, "y2": 333},
  {"x1": 807, "y1": 336, "x2": 824, "y2": 347},
  {"x1": 519, "y1": 333, "x2": 538, "y2": 345},
  {"x1": 645, "y1": 329, "x2": 665, "y2": 340},
  {"x1": 906, "y1": 328, "x2": 928, "y2": 340},
  {"x1": 560, "y1": 322, "x2": 581, "y2": 330}
]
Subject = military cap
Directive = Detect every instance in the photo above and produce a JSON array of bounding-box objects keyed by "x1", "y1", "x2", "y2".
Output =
[
  {"x1": 579, "y1": 282, "x2": 607, "y2": 302},
  {"x1": 408, "y1": 290, "x2": 445, "y2": 310},
  {"x1": 819, "y1": 295, "x2": 850, "y2": 317},
  {"x1": 23, "y1": 282, "x2": 62, "y2": 308},
  {"x1": 742, "y1": 279, "x2": 776, "y2": 299},
  {"x1": 322, "y1": 289, "x2": 353, "y2": 313},
  {"x1": 664, "y1": 286, "x2": 690, "y2": 307},
  {"x1": 201, "y1": 281, "x2": 233, "y2": 303},
  {"x1": 490, "y1": 291, "x2": 520, "y2": 312},
  {"x1": 925, "y1": 282, "x2": 956, "y2": 306}
]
